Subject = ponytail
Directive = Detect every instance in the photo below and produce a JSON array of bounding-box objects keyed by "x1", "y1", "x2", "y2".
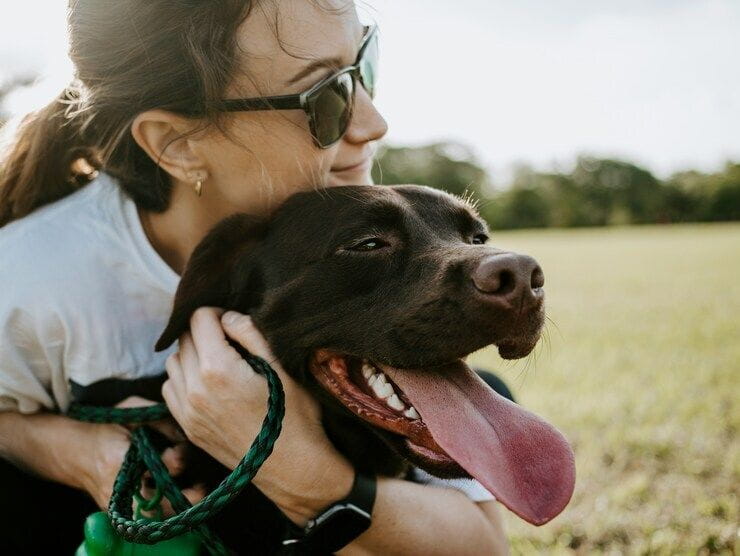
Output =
[
  {"x1": 0, "y1": 87, "x2": 101, "y2": 227},
  {"x1": 1, "y1": 0, "x2": 258, "y2": 227}
]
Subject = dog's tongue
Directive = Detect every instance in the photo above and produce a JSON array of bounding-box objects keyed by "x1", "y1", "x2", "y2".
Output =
[{"x1": 381, "y1": 361, "x2": 576, "y2": 525}]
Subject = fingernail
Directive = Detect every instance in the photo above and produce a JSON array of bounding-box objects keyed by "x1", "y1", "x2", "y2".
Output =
[{"x1": 222, "y1": 311, "x2": 240, "y2": 325}]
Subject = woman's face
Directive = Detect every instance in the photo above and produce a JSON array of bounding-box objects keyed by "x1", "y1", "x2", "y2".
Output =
[{"x1": 194, "y1": 0, "x2": 388, "y2": 216}]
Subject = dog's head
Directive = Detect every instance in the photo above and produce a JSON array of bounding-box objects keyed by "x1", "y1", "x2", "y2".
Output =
[{"x1": 156, "y1": 184, "x2": 575, "y2": 525}]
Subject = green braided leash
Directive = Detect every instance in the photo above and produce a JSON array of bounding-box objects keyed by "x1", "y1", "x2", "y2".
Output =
[{"x1": 68, "y1": 351, "x2": 285, "y2": 554}]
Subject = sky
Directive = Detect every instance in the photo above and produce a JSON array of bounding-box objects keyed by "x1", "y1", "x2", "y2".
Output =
[{"x1": 1, "y1": 0, "x2": 738, "y2": 184}]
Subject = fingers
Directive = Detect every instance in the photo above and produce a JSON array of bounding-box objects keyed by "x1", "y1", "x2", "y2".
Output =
[
  {"x1": 147, "y1": 417, "x2": 186, "y2": 444},
  {"x1": 162, "y1": 379, "x2": 183, "y2": 430},
  {"x1": 137, "y1": 482, "x2": 207, "y2": 517},
  {"x1": 189, "y1": 307, "x2": 230, "y2": 363},
  {"x1": 164, "y1": 348, "x2": 183, "y2": 393},
  {"x1": 183, "y1": 484, "x2": 206, "y2": 505},
  {"x1": 115, "y1": 396, "x2": 158, "y2": 409},
  {"x1": 136, "y1": 445, "x2": 205, "y2": 518},
  {"x1": 221, "y1": 311, "x2": 278, "y2": 365},
  {"x1": 155, "y1": 486, "x2": 207, "y2": 516},
  {"x1": 160, "y1": 444, "x2": 187, "y2": 477},
  {"x1": 175, "y1": 332, "x2": 196, "y2": 390}
]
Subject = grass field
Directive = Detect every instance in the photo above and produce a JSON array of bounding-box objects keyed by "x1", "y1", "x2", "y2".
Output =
[{"x1": 468, "y1": 223, "x2": 739, "y2": 555}]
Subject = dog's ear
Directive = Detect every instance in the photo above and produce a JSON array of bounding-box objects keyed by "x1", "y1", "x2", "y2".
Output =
[{"x1": 155, "y1": 213, "x2": 267, "y2": 351}]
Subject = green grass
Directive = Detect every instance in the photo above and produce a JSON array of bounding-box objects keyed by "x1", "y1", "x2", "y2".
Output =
[{"x1": 468, "y1": 223, "x2": 740, "y2": 555}]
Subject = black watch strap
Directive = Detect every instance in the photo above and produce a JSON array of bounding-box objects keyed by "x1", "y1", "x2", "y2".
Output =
[{"x1": 280, "y1": 472, "x2": 377, "y2": 555}]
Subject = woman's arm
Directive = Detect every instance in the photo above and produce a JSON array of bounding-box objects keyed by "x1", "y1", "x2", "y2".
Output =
[
  {"x1": 0, "y1": 404, "x2": 199, "y2": 511},
  {"x1": 163, "y1": 309, "x2": 510, "y2": 555},
  {"x1": 338, "y1": 479, "x2": 509, "y2": 556},
  {"x1": 259, "y1": 455, "x2": 509, "y2": 556},
  {"x1": 0, "y1": 411, "x2": 130, "y2": 509}
]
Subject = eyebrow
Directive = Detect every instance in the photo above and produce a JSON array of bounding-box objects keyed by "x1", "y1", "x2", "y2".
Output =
[
  {"x1": 285, "y1": 56, "x2": 345, "y2": 87},
  {"x1": 285, "y1": 26, "x2": 368, "y2": 88}
]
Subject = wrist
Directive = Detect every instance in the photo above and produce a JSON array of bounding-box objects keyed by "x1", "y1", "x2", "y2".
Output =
[
  {"x1": 68, "y1": 422, "x2": 109, "y2": 492},
  {"x1": 73, "y1": 422, "x2": 130, "y2": 495},
  {"x1": 254, "y1": 444, "x2": 355, "y2": 526},
  {"x1": 282, "y1": 471, "x2": 378, "y2": 554}
]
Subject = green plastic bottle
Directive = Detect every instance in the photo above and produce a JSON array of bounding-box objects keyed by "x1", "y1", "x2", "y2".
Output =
[{"x1": 76, "y1": 512, "x2": 202, "y2": 556}]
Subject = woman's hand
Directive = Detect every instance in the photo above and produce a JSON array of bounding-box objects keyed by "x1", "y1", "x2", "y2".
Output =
[
  {"x1": 81, "y1": 396, "x2": 204, "y2": 514},
  {"x1": 162, "y1": 308, "x2": 354, "y2": 525},
  {"x1": 78, "y1": 420, "x2": 131, "y2": 510}
]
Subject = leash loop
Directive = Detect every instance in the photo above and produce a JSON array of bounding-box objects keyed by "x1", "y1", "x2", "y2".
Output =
[{"x1": 68, "y1": 351, "x2": 285, "y2": 555}]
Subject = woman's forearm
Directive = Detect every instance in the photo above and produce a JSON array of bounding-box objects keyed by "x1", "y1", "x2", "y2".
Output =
[
  {"x1": 0, "y1": 410, "x2": 122, "y2": 494},
  {"x1": 339, "y1": 477, "x2": 509, "y2": 556},
  {"x1": 253, "y1": 444, "x2": 509, "y2": 554},
  {"x1": 0, "y1": 411, "x2": 87, "y2": 487}
]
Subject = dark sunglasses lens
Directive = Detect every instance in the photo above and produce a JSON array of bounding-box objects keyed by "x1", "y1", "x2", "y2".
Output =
[
  {"x1": 309, "y1": 72, "x2": 354, "y2": 147},
  {"x1": 359, "y1": 31, "x2": 378, "y2": 99}
]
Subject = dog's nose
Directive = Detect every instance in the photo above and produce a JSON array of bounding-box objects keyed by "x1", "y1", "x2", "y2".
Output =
[{"x1": 472, "y1": 253, "x2": 544, "y2": 304}]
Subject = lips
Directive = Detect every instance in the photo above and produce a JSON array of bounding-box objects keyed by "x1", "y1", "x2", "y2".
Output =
[
  {"x1": 310, "y1": 350, "x2": 576, "y2": 526},
  {"x1": 311, "y1": 351, "x2": 447, "y2": 457},
  {"x1": 331, "y1": 156, "x2": 372, "y2": 173}
]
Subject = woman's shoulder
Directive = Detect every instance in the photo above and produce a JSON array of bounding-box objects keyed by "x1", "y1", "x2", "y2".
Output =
[
  {"x1": 0, "y1": 172, "x2": 121, "y2": 253},
  {"x1": 0, "y1": 172, "x2": 145, "y2": 307}
]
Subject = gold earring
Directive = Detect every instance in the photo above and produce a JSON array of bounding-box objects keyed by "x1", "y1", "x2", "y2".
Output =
[{"x1": 195, "y1": 178, "x2": 203, "y2": 197}]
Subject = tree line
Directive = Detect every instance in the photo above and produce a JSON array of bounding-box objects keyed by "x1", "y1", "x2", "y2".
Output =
[
  {"x1": 372, "y1": 143, "x2": 740, "y2": 229},
  {"x1": 1, "y1": 79, "x2": 737, "y2": 231}
]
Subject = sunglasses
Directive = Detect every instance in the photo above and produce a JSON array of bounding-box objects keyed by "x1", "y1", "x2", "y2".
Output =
[{"x1": 210, "y1": 24, "x2": 379, "y2": 149}]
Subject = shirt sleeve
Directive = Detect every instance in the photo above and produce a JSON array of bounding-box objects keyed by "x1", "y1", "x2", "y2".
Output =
[
  {"x1": 409, "y1": 467, "x2": 496, "y2": 502},
  {"x1": 0, "y1": 305, "x2": 57, "y2": 414}
]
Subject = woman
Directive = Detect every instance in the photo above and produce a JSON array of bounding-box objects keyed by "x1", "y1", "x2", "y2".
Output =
[{"x1": 0, "y1": 0, "x2": 510, "y2": 553}]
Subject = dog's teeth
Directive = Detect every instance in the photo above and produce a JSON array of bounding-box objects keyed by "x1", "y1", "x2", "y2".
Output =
[
  {"x1": 367, "y1": 373, "x2": 378, "y2": 387},
  {"x1": 376, "y1": 373, "x2": 388, "y2": 385},
  {"x1": 386, "y1": 394, "x2": 405, "y2": 411},
  {"x1": 404, "y1": 407, "x2": 421, "y2": 419},
  {"x1": 372, "y1": 380, "x2": 394, "y2": 399},
  {"x1": 362, "y1": 364, "x2": 374, "y2": 379}
]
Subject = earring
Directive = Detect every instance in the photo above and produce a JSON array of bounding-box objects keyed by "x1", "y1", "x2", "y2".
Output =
[{"x1": 194, "y1": 178, "x2": 203, "y2": 197}]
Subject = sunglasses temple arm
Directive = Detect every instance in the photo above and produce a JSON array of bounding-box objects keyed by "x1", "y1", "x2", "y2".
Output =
[{"x1": 212, "y1": 95, "x2": 303, "y2": 112}]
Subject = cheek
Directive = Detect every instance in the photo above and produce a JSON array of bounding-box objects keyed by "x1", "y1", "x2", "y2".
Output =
[{"x1": 205, "y1": 114, "x2": 338, "y2": 209}]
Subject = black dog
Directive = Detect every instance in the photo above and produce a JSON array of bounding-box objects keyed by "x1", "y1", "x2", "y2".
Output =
[{"x1": 156, "y1": 184, "x2": 575, "y2": 529}]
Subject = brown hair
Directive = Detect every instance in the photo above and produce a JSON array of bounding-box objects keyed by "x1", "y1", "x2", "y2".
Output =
[{"x1": 0, "y1": 0, "x2": 255, "y2": 227}]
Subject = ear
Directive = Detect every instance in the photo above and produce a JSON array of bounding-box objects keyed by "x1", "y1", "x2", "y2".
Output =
[
  {"x1": 131, "y1": 109, "x2": 206, "y2": 182},
  {"x1": 155, "y1": 213, "x2": 267, "y2": 351}
]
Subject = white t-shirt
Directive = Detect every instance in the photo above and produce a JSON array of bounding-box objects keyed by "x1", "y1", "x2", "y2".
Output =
[
  {"x1": 0, "y1": 172, "x2": 179, "y2": 413},
  {"x1": 0, "y1": 171, "x2": 493, "y2": 501}
]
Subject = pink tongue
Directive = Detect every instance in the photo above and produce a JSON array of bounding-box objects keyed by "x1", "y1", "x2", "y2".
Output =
[{"x1": 381, "y1": 361, "x2": 575, "y2": 525}]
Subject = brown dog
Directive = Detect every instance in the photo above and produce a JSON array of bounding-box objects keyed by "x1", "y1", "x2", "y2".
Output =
[{"x1": 156, "y1": 184, "x2": 575, "y2": 527}]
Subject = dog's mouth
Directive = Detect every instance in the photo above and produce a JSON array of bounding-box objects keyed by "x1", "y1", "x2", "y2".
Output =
[
  {"x1": 310, "y1": 351, "x2": 457, "y2": 469},
  {"x1": 310, "y1": 349, "x2": 576, "y2": 526}
]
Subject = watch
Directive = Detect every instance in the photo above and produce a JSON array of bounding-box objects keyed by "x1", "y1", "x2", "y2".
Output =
[{"x1": 280, "y1": 472, "x2": 377, "y2": 555}]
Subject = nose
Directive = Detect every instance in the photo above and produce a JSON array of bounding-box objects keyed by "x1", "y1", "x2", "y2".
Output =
[
  {"x1": 343, "y1": 87, "x2": 388, "y2": 145},
  {"x1": 472, "y1": 253, "x2": 545, "y2": 305}
]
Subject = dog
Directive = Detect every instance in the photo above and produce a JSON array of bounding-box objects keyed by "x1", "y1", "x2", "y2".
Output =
[{"x1": 156, "y1": 184, "x2": 575, "y2": 532}]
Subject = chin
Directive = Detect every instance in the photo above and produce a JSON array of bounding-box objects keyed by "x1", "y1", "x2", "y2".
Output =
[{"x1": 327, "y1": 170, "x2": 374, "y2": 187}]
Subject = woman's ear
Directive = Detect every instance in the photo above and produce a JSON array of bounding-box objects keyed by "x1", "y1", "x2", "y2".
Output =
[
  {"x1": 155, "y1": 214, "x2": 268, "y2": 351},
  {"x1": 131, "y1": 109, "x2": 207, "y2": 182}
]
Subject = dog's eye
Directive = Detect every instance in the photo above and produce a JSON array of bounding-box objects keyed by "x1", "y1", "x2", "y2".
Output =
[
  {"x1": 347, "y1": 238, "x2": 388, "y2": 252},
  {"x1": 472, "y1": 234, "x2": 489, "y2": 245}
]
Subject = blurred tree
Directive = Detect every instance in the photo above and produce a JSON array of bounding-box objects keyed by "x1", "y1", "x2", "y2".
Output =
[
  {"x1": 571, "y1": 156, "x2": 663, "y2": 225},
  {"x1": 372, "y1": 142, "x2": 739, "y2": 229},
  {"x1": 662, "y1": 170, "x2": 706, "y2": 222},
  {"x1": 703, "y1": 163, "x2": 740, "y2": 221},
  {"x1": 665, "y1": 164, "x2": 740, "y2": 222},
  {"x1": 484, "y1": 186, "x2": 550, "y2": 229},
  {"x1": 372, "y1": 142, "x2": 489, "y2": 200}
]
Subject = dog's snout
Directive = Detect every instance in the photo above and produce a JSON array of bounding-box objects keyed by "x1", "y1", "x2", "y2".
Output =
[{"x1": 472, "y1": 253, "x2": 544, "y2": 304}]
